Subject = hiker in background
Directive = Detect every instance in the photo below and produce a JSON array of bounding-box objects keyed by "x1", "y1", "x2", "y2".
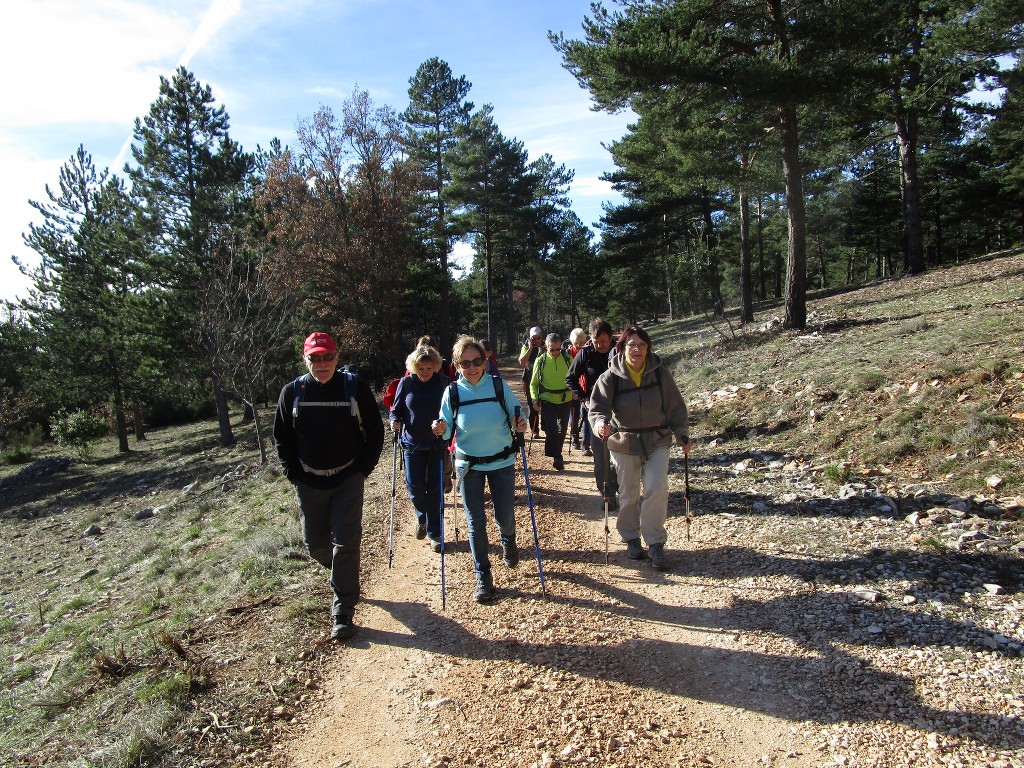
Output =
[
  {"x1": 565, "y1": 327, "x2": 587, "y2": 451},
  {"x1": 389, "y1": 345, "x2": 451, "y2": 553},
  {"x1": 588, "y1": 325, "x2": 690, "y2": 571},
  {"x1": 417, "y1": 335, "x2": 457, "y2": 380},
  {"x1": 274, "y1": 332, "x2": 385, "y2": 640},
  {"x1": 567, "y1": 318, "x2": 618, "y2": 505},
  {"x1": 530, "y1": 332, "x2": 575, "y2": 471},
  {"x1": 480, "y1": 338, "x2": 500, "y2": 377},
  {"x1": 517, "y1": 326, "x2": 543, "y2": 435},
  {"x1": 433, "y1": 336, "x2": 529, "y2": 603}
]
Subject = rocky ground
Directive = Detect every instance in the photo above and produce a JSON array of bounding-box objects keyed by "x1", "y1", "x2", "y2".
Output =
[
  {"x1": 277, "y1": 418, "x2": 1023, "y2": 768},
  {"x1": 4, "y1": 255, "x2": 1022, "y2": 768}
]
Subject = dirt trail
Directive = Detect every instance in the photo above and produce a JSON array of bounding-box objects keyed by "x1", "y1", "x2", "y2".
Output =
[{"x1": 285, "y1": 415, "x2": 819, "y2": 768}]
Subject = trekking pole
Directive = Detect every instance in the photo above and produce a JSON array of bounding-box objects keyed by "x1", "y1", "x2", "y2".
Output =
[
  {"x1": 450, "y1": 464, "x2": 460, "y2": 547},
  {"x1": 388, "y1": 431, "x2": 398, "y2": 568},
  {"x1": 438, "y1": 453, "x2": 446, "y2": 610},
  {"x1": 684, "y1": 451, "x2": 692, "y2": 542},
  {"x1": 602, "y1": 435, "x2": 610, "y2": 565},
  {"x1": 515, "y1": 406, "x2": 547, "y2": 597}
]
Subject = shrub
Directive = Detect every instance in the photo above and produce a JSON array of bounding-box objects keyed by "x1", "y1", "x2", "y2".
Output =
[
  {"x1": 51, "y1": 409, "x2": 109, "y2": 460},
  {"x1": 1, "y1": 424, "x2": 44, "y2": 464}
]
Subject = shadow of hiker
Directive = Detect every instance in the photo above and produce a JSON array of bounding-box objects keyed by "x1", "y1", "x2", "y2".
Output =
[{"x1": 359, "y1": 594, "x2": 1023, "y2": 751}]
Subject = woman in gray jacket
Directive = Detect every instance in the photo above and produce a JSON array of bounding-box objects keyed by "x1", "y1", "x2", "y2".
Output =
[{"x1": 588, "y1": 325, "x2": 690, "y2": 570}]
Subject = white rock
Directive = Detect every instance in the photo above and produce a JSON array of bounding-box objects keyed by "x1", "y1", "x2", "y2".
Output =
[
  {"x1": 987, "y1": 475, "x2": 1004, "y2": 489},
  {"x1": 983, "y1": 583, "x2": 1005, "y2": 595},
  {"x1": 853, "y1": 589, "x2": 881, "y2": 602}
]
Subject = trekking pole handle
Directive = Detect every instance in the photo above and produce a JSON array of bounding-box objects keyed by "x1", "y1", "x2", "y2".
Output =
[{"x1": 513, "y1": 406, "x2": 527, "y2": 436}]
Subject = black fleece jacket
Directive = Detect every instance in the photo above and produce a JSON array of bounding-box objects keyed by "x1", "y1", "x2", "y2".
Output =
[{"x1": 273, "y1": 372, "x2": 385, "y2": 490}]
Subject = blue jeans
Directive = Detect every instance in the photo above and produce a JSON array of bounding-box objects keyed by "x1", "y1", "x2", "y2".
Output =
[
  {"x1": 294, "y1": 471, "x2": 364, "y2": 617},
  {"x1": 581, "y1": 404, "x2": 592, "y2": 448},
  {"x1": 403, "y1": 448, "x2": 444, "y2": 540},
  {"x1": 459, "y1": 463, "x2": 516, "y2": 583}
]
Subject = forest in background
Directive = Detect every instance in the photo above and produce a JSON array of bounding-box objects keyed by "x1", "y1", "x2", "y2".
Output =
[{"x1": 1, "y1": 0, "x2": 1022, "y2": 461}]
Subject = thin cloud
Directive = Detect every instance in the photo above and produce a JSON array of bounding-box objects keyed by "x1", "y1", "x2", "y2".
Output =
[{"x1": 180, "y1": 0, "x2": 243, "y2": 67}]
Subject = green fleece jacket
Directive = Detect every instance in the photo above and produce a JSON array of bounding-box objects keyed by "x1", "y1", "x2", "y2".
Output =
[{"x1": 530, "y1": 351, "x2": 574, "y2": 405}]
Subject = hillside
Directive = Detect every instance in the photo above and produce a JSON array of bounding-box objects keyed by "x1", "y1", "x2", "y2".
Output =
[{"x1": 1, "y1": 252, "x2": 1022, "y2": 768}]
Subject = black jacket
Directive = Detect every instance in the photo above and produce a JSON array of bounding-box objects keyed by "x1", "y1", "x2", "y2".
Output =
[
  {"x1": 566, "y1": 342, "x2": 611, "y2": 402},
  {"x1": 273, "y1": 372, "x2": 385, "y2": 489}
]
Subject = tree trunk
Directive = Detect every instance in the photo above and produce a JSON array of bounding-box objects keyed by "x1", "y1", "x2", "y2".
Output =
[
  {"x1": 738, "y1": 188, "x2": 754, "y2": 324},
  {"x1": 213, "y1": 373, "x2": 235, "y2": 447},
  {"x1": 110, "y1": 362, "x2": 130, "y2": 453},
  {"x1": 484, "y1": 226, "x2": 494, "y2": 343},
  {"x1": 895, "y1": 114, "x2": 925, "y2": 274},
  {"x1": 133, "y1": 401, "x2": 147, "y2": 441},
  {"x1": 504, "y1": 266, "x2": 516, "y2": 354},
  {"x1": 756, "y1": 197, "x2": 766, "y2": 301},
  {"x1": 662, "y1": 216, "x2": 675, "y2": 321},
  {"x1": 248, "y1": 399, "x2": 268, "y2": 464},
  {"x1": 780, "y1": 104, "x2": 807, "y2": 330}
]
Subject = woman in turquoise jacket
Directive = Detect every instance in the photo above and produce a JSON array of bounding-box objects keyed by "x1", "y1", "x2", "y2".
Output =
[{"x1": 433, "y1": 336, "x2": 529, "y2": 603}]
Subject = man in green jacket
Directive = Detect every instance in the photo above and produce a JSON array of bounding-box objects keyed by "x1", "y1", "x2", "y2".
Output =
[{"x1": 530, "y1": 332, "x2": 575, "y2": 470}]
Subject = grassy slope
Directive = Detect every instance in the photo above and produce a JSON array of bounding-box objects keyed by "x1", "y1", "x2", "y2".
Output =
[
  {"x1": 661, "y1": 250, "x2": 1023, "y2": 496},
  {"x1": 0, "y1": 250, "x2": 1021, "y2": 767}
]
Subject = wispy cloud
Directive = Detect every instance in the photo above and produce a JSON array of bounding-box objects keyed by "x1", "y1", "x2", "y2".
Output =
[{"x1": 180, "y1": 0, "x2": 243, "y2": 67}]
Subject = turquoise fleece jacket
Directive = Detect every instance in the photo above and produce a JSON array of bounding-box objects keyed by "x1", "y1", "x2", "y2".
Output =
[{"x1": 438, "y1": 374, "x2": 523, "y2": 472}]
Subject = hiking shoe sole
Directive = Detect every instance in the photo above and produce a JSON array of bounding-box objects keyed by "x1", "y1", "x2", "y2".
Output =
[{"x1": 331, "y1": 616, "x2": 357, "y2": 641}]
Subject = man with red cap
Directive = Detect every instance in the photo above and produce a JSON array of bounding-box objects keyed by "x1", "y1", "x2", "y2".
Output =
[{"x1": 273, "y1": 332, "x2": 384, "y2": 641}]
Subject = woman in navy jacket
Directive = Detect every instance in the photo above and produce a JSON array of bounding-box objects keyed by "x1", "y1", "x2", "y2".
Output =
[{"x1": 389, "y1": 345, "x2": 450, "y2": 551}]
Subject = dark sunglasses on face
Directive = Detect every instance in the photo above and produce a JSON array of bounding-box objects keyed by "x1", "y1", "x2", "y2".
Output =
[
  {"x1": 458, "y1": 357, "x2": 484, "y2": 369},
  {"x1": 307, "y1": 352, "x2": 337, "y2": 363}
]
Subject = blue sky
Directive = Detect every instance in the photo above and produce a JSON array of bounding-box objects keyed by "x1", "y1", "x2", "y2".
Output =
[{"x1": 0, "y1": 0, "x2": 633, "y2": 303}]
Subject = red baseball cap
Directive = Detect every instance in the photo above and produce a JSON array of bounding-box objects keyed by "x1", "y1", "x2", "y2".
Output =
[{"x1": 303, "y1": 332, "x2": 337, "y2": 356}]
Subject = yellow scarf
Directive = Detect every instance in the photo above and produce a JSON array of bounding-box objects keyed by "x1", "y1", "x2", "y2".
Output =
[{"x1": 626, "y1": 359, "x2": 644, "y2": 388}]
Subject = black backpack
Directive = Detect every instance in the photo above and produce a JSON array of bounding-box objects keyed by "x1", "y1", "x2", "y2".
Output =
[
  {"x1": 291, "y1": 371, "x2": 365, "y2": 440},
  {"x1": 448, "y1": 375, "x2": 522, "y2": 466}
]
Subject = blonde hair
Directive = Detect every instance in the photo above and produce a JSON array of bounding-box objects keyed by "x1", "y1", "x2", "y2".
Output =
[
  {"x1": 451, "y1": 334, "x2": 485, "y2": 366},
  {"x1": 405, "y1": 344, "x2": 442, "y2": 372}
]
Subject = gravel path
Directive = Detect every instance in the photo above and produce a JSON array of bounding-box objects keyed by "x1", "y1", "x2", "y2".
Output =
[{"x1": 282, "y1": 417, "x2": 1023, "y2": 768}]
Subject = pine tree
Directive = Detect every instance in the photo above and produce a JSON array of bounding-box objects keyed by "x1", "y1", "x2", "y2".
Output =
[
  {"x1": 402, "y1": 58, "x2": 474, "y2": 352},
  {"x1": 126, "y1": 67, "x2": 252, "y2": 447},
  {"x1": 19, "y1": 147, "x2": 151, "y2": 452},
  {"x1": 553, "y1": 0, "x2": 894, "y2": 329}
]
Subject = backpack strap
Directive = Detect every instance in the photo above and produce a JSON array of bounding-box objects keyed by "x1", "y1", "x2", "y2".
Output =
[
  {"x1": 610, "y1": 368, "x2": 668, "y2": 432},
  {"x1": 451, "y1": 375, "x2": 518, "y2": 467},
  {"x1": 537, "y1": 352, "x2": 572, "y2": 398},
  {"x1": 292, "y1": 371, "x2": 365, "y2": 441}
]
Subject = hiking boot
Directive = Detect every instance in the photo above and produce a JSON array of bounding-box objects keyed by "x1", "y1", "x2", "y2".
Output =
[
  {"x1": 583, "y1": 445, "x2": 593, "y2": 457},
  {"x1": 502, "y1": 540, "x2": 519, "y2": 568},
  {"x1": 428, "y1": 537, "x2": 443, "y2": 553},
  {"x1": 649, "y1": 543, "x2": 668, "y2": 571},
  {"x1": 571, "y1": 438, "x2": 581, "y2": 450},
  {"x1": 331, "y1": 614, "x2": 356, "y2": 641},
  {"x1": 415, "y1": 523, "x2": 427, "y2": 540},
  {"x1": 473, "y1": 575, "x2": 495, "y2": 603},
  {"x1": 626, "y1": 538, "x2": 647, "y2": 560},
  {"x1": 553, "y1": 456, "x2": 564, "y2": 471}
]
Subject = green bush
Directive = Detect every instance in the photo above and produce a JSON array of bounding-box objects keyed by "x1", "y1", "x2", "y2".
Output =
[
  {"x1": 51, "y1": 409, "x2": 109, "y2": 460},
  {"x1": 1, "y1": 424, "x2": 44, "y2": 464}
]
